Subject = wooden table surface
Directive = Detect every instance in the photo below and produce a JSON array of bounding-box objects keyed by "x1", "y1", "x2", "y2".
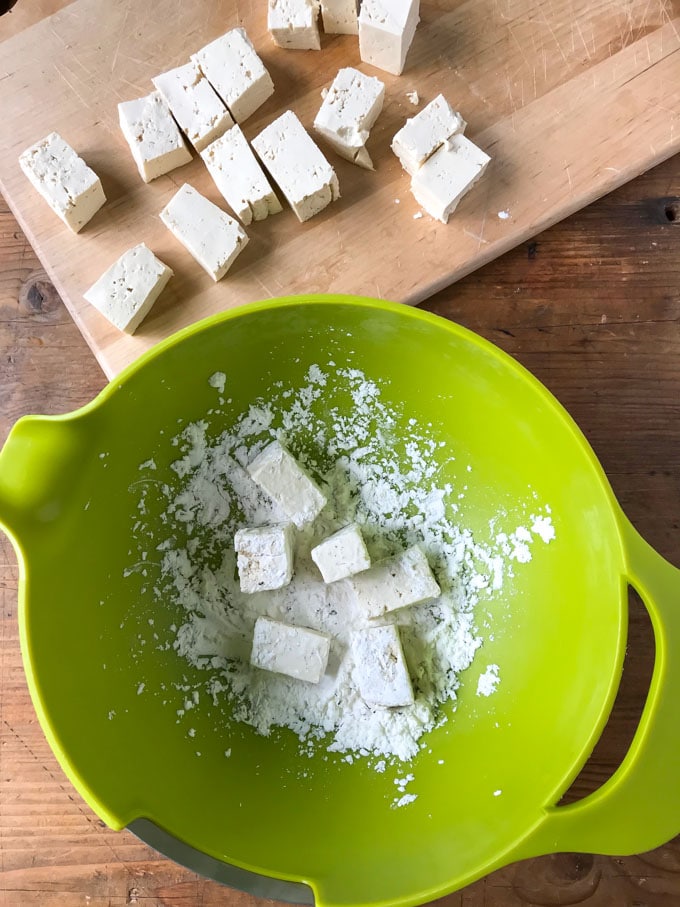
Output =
[{"x1": 1, "y1": 3, "x2": 680, "y2": 906}]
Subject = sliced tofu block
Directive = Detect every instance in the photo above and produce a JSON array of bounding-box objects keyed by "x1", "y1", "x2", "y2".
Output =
[
  {"x1": 320, "y1": 0, "x2": 359, "y2": 34},
  {"x1": 353, "y1": 624, "x2": 414, "y2": 707},
  {"x1": 268, "y1": 0, "x2": 320, "y2": 49},
  {"x1": 311, "y1": 523, "x2": 371, "y2": 583},
  {"x1": 193, "y1": 28, "x2": 274, "y2": 124},
  {"x1": 251, "y1": 616, "x2": 331, "y2": 683},
  {"x1": 159, "y1": 183, "x2": 249, "y2": 281},
  {"x1": 234, "y1": 523, "x2": 294, "y2": 593},
  {"x1": 358, "y1": 0, "x2": 420, "y2": 76},
  {"x1": 247, "y1": 440, "x2": 326, "y2": 528},
  {"x1": 252, "y1": 110, "x2": 340, "y2": 222},
  {"x1": 19, "y1": 132, "x2": 106, "y2": 233},
  {"x1": 118, "y1": 91, "x2": 192, "y2": 182},
  {"x1": 152, "y1": 60, "x2": 234, "y2": 152},
  {"x1": 313, "y1": 67, "x2": 385, "y2": 170},
  {"x1": 391, "y1": 93, "x2": 466, "y2": 176},
  {"x1": 410, "y1": 133, "x2": 490, "y2": 223},
  {"x1": 83, "y1": 243, "x2": 172, "y2": 334},
  {"x1": 349, "y1": 545, "x2": 440, "y2": 617},
  {"x1": 200, "y1": 125, "x2": 282, "y2": 226}
]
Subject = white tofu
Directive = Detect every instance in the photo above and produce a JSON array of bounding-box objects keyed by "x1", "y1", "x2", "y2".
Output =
[
  {"x1": 391, "y1": 93, "x2": 466, "y2": 176},
  {"x1": 349, "y1": 545, "x2": 440, "y2": 618},
  {"x1": 311, "y1": 524, "x2": 371, "y2": 583},
  {"x1": 247, "y1": 440, "x2": 326, "y2": 528},
  {"x1": 320, "y1": 0, "x2": 358, "y2": 34},
  {"x1": 118, "y1": 91, "x2": 192, "y2": 182},
  {"x1": 152, "y1": 60, "x2": 234, "y2": 152},
  {"x1": 19, "y1": 132, "x2": 106, "y2": 233},
  {"x1": 410, "y1": 133, "x2": 491, "y2": 223},
  {"x1": 83, "y1": 243, "x2": 172, "y2": 334},
  {"x1": 193, "y1": 28, "x2": 274, "y2": 124},
  {"x1": 358, "y1": 0, "x2": 420, "y2": 76},
  {"x1": 251, "y1": 616, "x2": 331, "y2": 683},
  {"x1": 353, "y1": 624, "x2": 414, "y2": 707},
  {"x1": 200, "y1": 125, "x2": 282, "y2": 226},
  {"x1": 159, "y1": 183, "x2": 249, "y2": 282},
  {"x1": 234, "y1": 523, "x2": 294, "y2": 593},
  {"x1": 313, "y1": 67, "x2": 385, "y2": 170},
  {"x1": 252, "y1": 110, "x2": 340, "y2": 222},
  {"x1": 268, "y1": 0, "x2": 320, "y2": 49}
]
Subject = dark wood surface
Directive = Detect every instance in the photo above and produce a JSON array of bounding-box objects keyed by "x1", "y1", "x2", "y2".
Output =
[{"x1": 2, "y1": 5, "x2": 680, "y2": 905}]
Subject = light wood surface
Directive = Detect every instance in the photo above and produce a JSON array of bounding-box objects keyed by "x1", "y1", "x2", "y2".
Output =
[{"x1": 2, "y1": 0, "x2": 680, "y2": 377}]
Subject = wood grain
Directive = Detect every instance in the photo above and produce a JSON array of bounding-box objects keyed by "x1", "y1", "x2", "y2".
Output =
[
  {"x1": 2, "y1": 152, "x2": 680, "y2": 907},
  {"x1": 2, "y1": 0, "x2": 680, "y2": 376}
]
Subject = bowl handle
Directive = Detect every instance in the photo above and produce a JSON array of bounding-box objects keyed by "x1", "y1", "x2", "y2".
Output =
[
  {"x1": 517, "y1": 512, "x2": 680, "y2": 859},
  {"x1": 0, "y1": 414, "x2": 87, "y2": 545}
]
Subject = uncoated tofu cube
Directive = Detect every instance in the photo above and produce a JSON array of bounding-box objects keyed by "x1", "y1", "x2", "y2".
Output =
[
  {"x1": 19, "y1": 132, "x2": 106, "y2": 233},
  {"x1": 268, "y1": 0, "x2": 321, "y2": 50},
  {"x1": 251, "y1": 616, "x2": 331, "y2": 683},
  {"x1": 118, "y1": 91, "x2": 192, "y2": 182},
  {"x1": 410, "y1": 133, "x2": 490, "y2": 223},
  {"x1": 246, "y1": 440, "x2": 327, "y2": 528},
  {"x1": 311, "y1": 523, "x2": 371, "y2": 583},
  {"x1": 391, "y1": 93, "x2": 466, "y2": 176},
  {"x1": 234, "y1": 523, "x2": 294, "y2": 593},
  {"x1": 353, "y1": 624, "x2": 414, "y2": 707},
  {"x1": 349, "y1": 545, "x2": 440, "y2": 617},
  {"x1": 358, "y1": 0, "x2": 420, "y2": 76}
]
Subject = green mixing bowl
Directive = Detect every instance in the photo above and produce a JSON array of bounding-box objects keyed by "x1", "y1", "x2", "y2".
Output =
[{"x1": 0, "y1": 295, "x2": 678, "y2": 907}]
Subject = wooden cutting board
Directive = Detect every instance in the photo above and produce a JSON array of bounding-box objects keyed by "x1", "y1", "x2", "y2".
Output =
[{"x1": 1, "y1": 0, "x2": 679, "y2": 378}]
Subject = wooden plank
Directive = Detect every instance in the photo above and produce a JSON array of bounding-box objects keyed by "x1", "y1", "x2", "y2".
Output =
[{"x1": 1, "y1": 0, "x2": 680, "y2": 376}]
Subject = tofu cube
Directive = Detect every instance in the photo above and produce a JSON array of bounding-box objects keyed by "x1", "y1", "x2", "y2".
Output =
[
  {"x1": 268, "y1": 0, "x2": 320, "y2": 49},
  {"x1": 410, "y1": 133, "x2": 491, "y2": 223},
  {"x1": 349, "y1": 545, "x2": 440, "y2": 617},
  {"x1": 200, "y1": 125, "x2": 282, "y2": 226},
  {"x1": 313, "y1": 67, "x2": 385, "y2": 170},
  {"x1": 152, "y1": 60, "x2": 234, "y2": 152},
  {"x1": 247, "y1": 440, "x2": 326, "y2": 528},
  {"x1": 358, "y1": 0, "x2": 420, "y2": 76},
  {"x1": 311, "y1": 523, "x2": 371, "y2": 583},
  {"x1": 193, "y1": 28, "x2": 274, "y2": 124},
  {"x1": 118, "y1": 91, "x2": 192, "y2": 183},
  {"x1": 320, "y1": 0, "x2": 359, "y2": 35},
  {"x1": 251, "y1": 616, "x2": 331, "y2": 683},
  {"x1": 353, "y1": 624, "x2": 414, "y2": 707},
  {"x1": 19, "y1": 132, "x2": 106, "y2": 233},
  {"x1": 83, "y1": 243, "x2": 172, "y2": 334},
  {"x1": 234, "y1": 523, "x2": 294, "y2": 593},
  {"x1": 252, "y1": 110, "x2": 340, "y2": 222},
  {"x1": 391, "y1": 93, "x2": 466, "y2": 176},
  {"x1": 159, "y1": 183, "x2": 249, "y2": 282}
]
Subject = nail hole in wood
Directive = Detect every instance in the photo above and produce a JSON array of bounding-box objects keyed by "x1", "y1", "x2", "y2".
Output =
[{"x1": 664, "y1": 201, "x2": 680, "y2": 223}]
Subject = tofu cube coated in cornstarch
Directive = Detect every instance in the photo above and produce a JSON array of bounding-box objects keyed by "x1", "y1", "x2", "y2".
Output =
[
  {"x1": 234, "y1": 523, "x2": 294, "y2": 593},
  {"x1": 358, "y1": 0, "x2": 420, "y2": 76},
  {"x1": 152, "y1": 60, "x2": 234, "y2": 152},
  {"x1": 268, "y1": 0, "x2": 320, "y2": 50},
  {"x1": 159, "y1": 184, "x2": 249, "y2": 281},
  {"x1": 313, "y1": 67, "x2": 385, "y2": 170},
  {"x1": 83, "y1": 243, "x2": 173, "y2": 334},
  {"x1": 251, "y1": 616, "x2": 331, "y2": 683},
  {"x1": 391, "y1": 94, "x2": 466, "y2": 176},
  {"x1": 246, "y1": 440, "x2": 327, "y2": 528},
  {"x1": 193, "y1": 28, "x2": 274, "y2": 124},
  {"x1": 320, "y1": 0, "x2": 359, "y2": 35},
  {"x1": 410, "y1": 133, "x2": 490, "y2": 223},
  {"x1": 353, "y1": 624, "x2": 414, "y2": 707},
  {"x1": 252, "y1": 110, "x2": 340, "y2": 222},
  {"x1": 200, "y1": 125, "x2": 282, "y2": 226},
  {"x1": 118, "y1": 91, "x2": 192, "y2": 182},
  {"x1": 311, "y1": 523, "x2": 371, "y2": 583},
  {"x1": 19, "y1": 132, "x2": 106, "y2": 233},
  {"x1": 349, "y1": 545, "x2": 440, "y2": 617}
]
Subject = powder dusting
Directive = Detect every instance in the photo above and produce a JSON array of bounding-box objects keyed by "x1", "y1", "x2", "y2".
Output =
[{"x1": 125, "y1": 363, "x2": 555, "y2": 793}]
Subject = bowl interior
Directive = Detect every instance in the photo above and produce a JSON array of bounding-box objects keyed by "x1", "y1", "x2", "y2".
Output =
[{"x1": 17, "y1": 297, "x2": 625, "y2": 907}]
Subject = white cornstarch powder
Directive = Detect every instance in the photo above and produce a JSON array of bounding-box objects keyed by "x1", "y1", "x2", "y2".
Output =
[{"x1": 125, "y1": 363, "x2": 555, "y2": 781}]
